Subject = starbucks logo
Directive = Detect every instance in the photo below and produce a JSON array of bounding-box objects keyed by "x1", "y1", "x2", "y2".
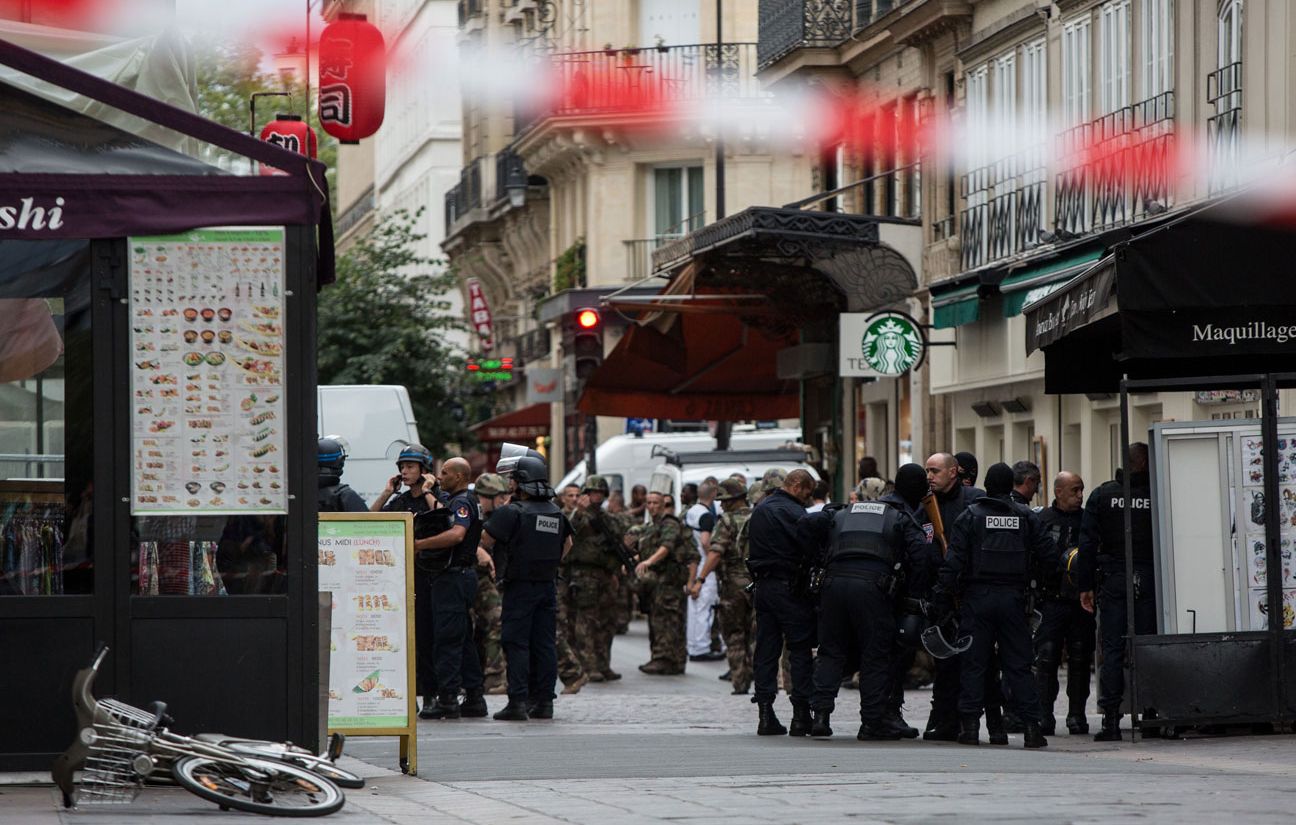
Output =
[{"x1": 860, "y1": 312, "x2": 924, "y2": 376}]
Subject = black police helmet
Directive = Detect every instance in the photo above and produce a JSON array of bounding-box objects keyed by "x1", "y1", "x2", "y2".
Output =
[
  {"x1": 395, "y1": 443, "x2": 434, "y2": 472},
  {"x1": 984, "y1": 462, "x2": 1014, "y2": 497},
  {"x1": 896, "y1": 611, "x2": 928, "y2": 650},
  {"x1": 512, "y1": 455, "x2": 555, "y2": 499},
  {"x1": 318, "y1": 436, "x2": 348, "y2": 472},
  {"x1": 894, "y1": 463, "x2": 928, "y2": 508}
]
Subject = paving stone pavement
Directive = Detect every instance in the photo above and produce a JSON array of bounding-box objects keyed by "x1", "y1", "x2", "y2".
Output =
[{"x1": 5, "y1": 620, "x2": 1295, "y2": 823}]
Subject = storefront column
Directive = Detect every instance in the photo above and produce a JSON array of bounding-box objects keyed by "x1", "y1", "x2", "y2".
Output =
[{"x1": 839, "y1": 376, "x2": 857, "y2": 500}]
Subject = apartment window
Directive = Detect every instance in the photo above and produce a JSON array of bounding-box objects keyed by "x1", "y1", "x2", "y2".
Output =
[
  {"x1": 1099, "y1": 0, "x2": 1131, "y2": 115},
  {"x1": 821, "y1": 143, "x2": 846, "y2": 212},
  {"x1": 653, "y1": 166, "x2": 704, "y2": 238},
  {"x1": 1062, "y1": 17, "x2": 1092, "y2": 126},
  {"x1": 1218, "y1": 0, "x2": 1242, "y2": 69},
  {"x1": 992, "y1": 51, "x2": 1017, "y2": 157},
  {"x1": 964, "y1": 65, "x2": 990, "y2": 173},
  {"x1": 1141, "y1": 0, "x2": 1174, "y2": 98},
  {"x1": 1021, "y1": 38, "x2": 1047, "y2": 142}
]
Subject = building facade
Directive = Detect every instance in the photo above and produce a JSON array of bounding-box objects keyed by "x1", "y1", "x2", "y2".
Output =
[{"x1": 444, "y1": 0, "x2": 814, "y2": 474}]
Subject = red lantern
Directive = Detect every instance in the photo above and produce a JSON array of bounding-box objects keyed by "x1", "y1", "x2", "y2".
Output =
[
  {"x1": 258, "y1": 114, "x2": 318, "y2": 176},
  {"x1": 317, "y1": 12, "x2": 386, "y2": 144}
]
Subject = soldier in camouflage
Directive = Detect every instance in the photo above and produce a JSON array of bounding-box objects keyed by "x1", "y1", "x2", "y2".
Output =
[
  {"x1": 696, "y1": 477, "x2": 755, "y2": 694},
  {"x1": 472, "y1": 473, "x2": 510, "y2": 695},
  {"x1": 634, "y1": 491, "x2": 695, "y2": 675},
  {"x1": 748, "y1": 467, "x2": 789, "y2": 507},
  {"x1": 564, "y1": 476, "x2": 625, "y2": 682}
]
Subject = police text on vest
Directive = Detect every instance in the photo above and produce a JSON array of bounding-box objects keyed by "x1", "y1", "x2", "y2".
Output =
[{"x1": 985, "y1": 516, "x2": 1020, "y2": 529}]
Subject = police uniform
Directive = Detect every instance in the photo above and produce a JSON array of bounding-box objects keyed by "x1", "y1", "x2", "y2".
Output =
[
  {"x1": 802, "y1": 493, "x2": 929, "y2": 737},
  {"x1": 921, "y1": 482, "x2": 980, "y2": 740},
  {"x1": 318, "y1": 472, "x2": 366, "y2": 512},
  {"x1": 1033, "y1": 500, "x2": 1094, "y2": 734},
  {"x1": 421, "y1": 488, "x2": 485, "y2": 713},
  {"x1": 1077, "y1": 469, "x2": 1154, "y2": 737},
  {"x1": 938, "y1": 487, "x2": 1058, "y2": 745},
  {"x1": 486, "y1": 495, "x2": 573, "y2": 710},
  {"x1": 747, "y1": 487, "x2": 816, "y2": 733},
  {"x1": 381, "y1": 486, "x2": 439, "y2": 703}
]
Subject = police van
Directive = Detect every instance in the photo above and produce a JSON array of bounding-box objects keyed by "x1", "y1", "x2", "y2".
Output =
[
  {"x1": 556, "y1": 427, "x2": 805, "y2": 496},
  {"x1": 643, "y1": 446, "x2": 821, "y2": 508},
  {"x1": 317, "y1": 385, "x2": 420, "y2": 506}
]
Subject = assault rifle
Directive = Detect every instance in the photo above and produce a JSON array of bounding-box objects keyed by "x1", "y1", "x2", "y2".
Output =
[{"x1": 593, "y1": 510, "x2": 639, "y2": 585}]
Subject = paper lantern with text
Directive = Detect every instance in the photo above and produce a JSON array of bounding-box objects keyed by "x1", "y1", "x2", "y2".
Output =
[
  {"x1": 258, "y1": 114, "x2": 318, "y2": 176},
  {"x1": 317, "y1": 13, "x2": 386, "y2": 143}
]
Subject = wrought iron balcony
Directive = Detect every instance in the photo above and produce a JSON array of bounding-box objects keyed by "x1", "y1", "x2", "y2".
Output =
[
  {"x1": 444, "y1": 158, "x2": 484, "y2": 235},
  {"x1": 758, "y1": 0, "x2": 854, "y2": 69},
  {"x1": 959, "y1": 149, "x2": 1046, "y2": 270},
  {"x1": 516, "y1": 327, "x2": 551, "y2": 365},
  {"x1": 515, "y1": 42, "x2": 764, "y2": 134},
  {"x1": 1053, "y1": 91, "x2": 1175, "y2": 238},
  {"x1": 1207, "y1": 62, "x2": 1242, "y2": 194},
  {"x1": 624, "y1": 237, "x2": 691, "y2": 282}
]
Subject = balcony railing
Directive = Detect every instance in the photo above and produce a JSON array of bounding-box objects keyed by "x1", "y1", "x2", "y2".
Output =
[
  {"x1": 959, "y1": 149, "x2": 1046, "y2": 270},
  {"x1": 495, "y1": 148, "x2": 527, "y2": 202},
  {"x1": 1207, "y1": 62, "x2": 1242, "y2": 194},
  {"x1": 444, "y1": 158, "x2": 484, "y2": 235},
  {"x1": 758, "y1": 0, "x2": 854, "y2": 69},
  {"x1": 515, "y1": 42, "x2": 764, "y2": 134},
  {"x1": 516, "y1": 327, "x2": 551, "y2": 365},
  {"x1": 1053, "y1": 91, "x2": 1175, "y2": 238}
]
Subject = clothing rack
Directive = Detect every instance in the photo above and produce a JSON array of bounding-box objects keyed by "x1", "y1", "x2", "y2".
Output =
[{"x1": 1, "y1": 501, "x2": 67, "y2": 596}]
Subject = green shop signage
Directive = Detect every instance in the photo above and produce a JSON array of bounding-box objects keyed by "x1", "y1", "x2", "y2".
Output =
[{"x1": 839, "y1": 311, "x2": 926, "y2": 378}]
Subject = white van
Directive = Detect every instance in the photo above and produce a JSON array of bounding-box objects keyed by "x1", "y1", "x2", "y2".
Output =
[
  {"x1": 317, "y1": 385, "x2": 419, "y2": 506},
  {"x1": 645, "y1": 447, "x2": 821, "y2": 503},
  {"x1": 556, "y1": 427, "x2": 806, "y2": 495}
]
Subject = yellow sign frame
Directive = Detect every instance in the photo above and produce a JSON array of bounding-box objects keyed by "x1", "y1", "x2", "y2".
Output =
[{"x1": 319, "y1": 512, "x2": 417, "y2": 776}]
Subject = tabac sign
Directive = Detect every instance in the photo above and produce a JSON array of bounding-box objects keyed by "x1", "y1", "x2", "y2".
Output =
[{"x1": 839, "y1": 311, "x2": 926, "y2": 378}]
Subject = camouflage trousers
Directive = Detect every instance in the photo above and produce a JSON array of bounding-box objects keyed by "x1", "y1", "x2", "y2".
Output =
[
  {"x1": 567, "y1": 567, "x2": 619, "y2": 677},
  {"x1": 717, "y1": 580, "x2": 756, "y2": 693},
  {"x1": 646, "y1": 576, "x2": 688, "y2": 671},
  {"x1": 554, "y1": 575, "x2": 586, "y2": 686},
  {"x1": 473, "y1": 568, "x2": 506, "y2": 693}
]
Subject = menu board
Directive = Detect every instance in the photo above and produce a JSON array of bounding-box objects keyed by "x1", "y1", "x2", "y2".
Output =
[
  {"x1": 128, "y1": 228, "x2": 287, "y2": 515},
  {"x1": 319, "y1": 515, "x2": 416, "y2": 732}
]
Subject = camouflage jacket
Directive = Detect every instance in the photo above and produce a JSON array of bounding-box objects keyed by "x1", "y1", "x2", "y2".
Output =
[
  {"x1": 640, "y1": 513, "x2": 692, "y2": 585},
  {"x1": 709, "y1": 506, "x2": 753, "y2": 588},
  {"x1": 565, "y1": 504, "x2": 624, "y2": 574}
]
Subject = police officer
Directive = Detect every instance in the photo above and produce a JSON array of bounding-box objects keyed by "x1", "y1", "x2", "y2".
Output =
[
  {"x1": 1077, "y1": 442, "x2": 1154, "y2": 742},
  {"x1": 936, "y1": 463, "x2": 1058, "y2": 748},
  {"x1": 1033, "y1": 471, "x2": 1094, "y2": 735},
  {"x1": 802, "y1": 463, "x2": 932, "y2": 741},
  {"x1": 481, "y1": 454, "x2": 573, "y2": 721},
  {"x1": 1009, "y1": 461, "x2": 1041, "y2": 507},
  {"x1": 317, "y1": 436, "x2": 366, "y2": 512},
  {"x1": 411, "y1": 457, "x2": 485, "y2": 720},
  {"x1": 747, "y1": 469, "x2": 817, "y2": 737},
  {"x1": 371, "y1": 443, "x2": 442, "y2": 513}
]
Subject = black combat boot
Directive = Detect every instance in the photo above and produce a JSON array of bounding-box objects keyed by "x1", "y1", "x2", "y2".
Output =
[
  {"x1": 459, "y1": 689, "x2": 488, "y2": 718},
  {"x1": 957, "y1": 715, "x2": 981, "y2": 746},
  {"x1": 1093, "y1": 711, "x2": 1122, "y2": 742},
  {"x1": 810, "y1": 710, "x2": 833, "y2": 739},
  {"x1": 1066, "y1": 709, "x2": 1089, "y2": 735},
  {"x1": 492, "y1": 700, "x2": 529, "y2": 721},
  {"x1": 857, "y1": 720, "x2": 902, "y2": 741},
  {"x1": 1024, "y1": 722, "x2": 1048, "y2": 749},
  {"x1": 756, "y1": 702, "x2": 787, "y2": 736},
  {"x1": 923, "y1": 724, "x2": 959, "y2": 742},
  {"x1": 527, "y1": 700, "x2": 554, "y2": 720},
  {"x1": 985, "y1": 706, "x2": 1008, "y2": 745},
  {"x1": 420, "y1": 693, "x2": 461, "y2": 720},
  {"x1": 418, "y1": 695, "x2": 438, "y2": 720},
  {"x1": 880, "y1": 709, "x2": 920, "y2": 739},
  {"x1": 788, "y1": 703, "x2": 813, "y2": 737}
]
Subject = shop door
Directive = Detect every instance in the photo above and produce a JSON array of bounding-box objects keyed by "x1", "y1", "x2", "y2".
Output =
[{"x1": 0, "y1": 238, "x2": 117, "y2": 769}]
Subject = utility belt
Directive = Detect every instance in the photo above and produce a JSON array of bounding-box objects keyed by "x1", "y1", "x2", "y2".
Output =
[
  {"x1": 1096, "y1": 557, "x2": 1154, "y2": 600},
  {"x1": 823, "y1": 568, "x2": 897, "y2": 597}
]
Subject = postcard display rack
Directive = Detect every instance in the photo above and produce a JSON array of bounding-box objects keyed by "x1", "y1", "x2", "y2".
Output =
[{"x1": 1150, "y1": 420, "x2": 1296, "y2": 635}]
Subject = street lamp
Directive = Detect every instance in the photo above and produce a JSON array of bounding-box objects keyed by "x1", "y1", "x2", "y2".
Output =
[{"x1": 504, "y1": 154, "x2": 528, "y2": 208}]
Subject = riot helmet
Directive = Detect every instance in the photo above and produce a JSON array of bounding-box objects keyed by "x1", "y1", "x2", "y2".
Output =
[
  {"x1": 496, "y1": 441, "x2": 545, "y2": 476},
  {"x1": 896, "y1": 609, "x2": 928, "y2": 650},
  {"x1": 318, "y1": 435, "x2": 350, "y2": 473},
  {"x1": 510, "y1": 455, "x2": 555, "y2": 499},
  {"x1": 387, "y1": 439, "x2": 434, "y2": 472}
]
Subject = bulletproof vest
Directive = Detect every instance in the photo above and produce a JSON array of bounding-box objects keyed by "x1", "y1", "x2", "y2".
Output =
[
  {"x1": 447, "y1": 492, "x2": 484, "y2": 567},
  {"x1": 826, "y1": 501, "x2": 898, "y2": 567},
  {"x1": 968, "y1": 499, "x2": 1030, "y2": 585},
  {"x1": 503, "y1": 499, "x2": 565, "y2": 582},
  {"x1": 318, "y1": 483, "x2": 344, "y2": 513},
  {"x1": 1094, "y1": 474, "x2": 1154, "y2": 562}
]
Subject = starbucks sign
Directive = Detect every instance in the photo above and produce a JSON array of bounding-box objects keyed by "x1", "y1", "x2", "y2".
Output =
[{"x1": 839, "y1": 311, "x2": 926, "y2": 377}]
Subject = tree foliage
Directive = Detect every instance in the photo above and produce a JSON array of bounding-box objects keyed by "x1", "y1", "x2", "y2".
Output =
[{"x1": 316, "y1": 210, "x2": 474, "y2": 455}]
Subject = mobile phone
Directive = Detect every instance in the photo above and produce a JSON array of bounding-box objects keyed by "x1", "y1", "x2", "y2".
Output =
[{"x1": 390, "y1": 474, "x2": 402, "y2": 491}]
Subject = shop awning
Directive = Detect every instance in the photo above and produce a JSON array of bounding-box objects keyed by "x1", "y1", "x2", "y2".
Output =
[
  {"x1": 1000, "y1": 248, "x2": 1105, "y2": 318},
  {"x1": 1024, "y1": 182, "x2": 1296, "y2": 394},
  {"x1": 930, "y1": 280, "x2": 980, "y2": 329},
  {"x1": 469, "y1": 403, "x2": 550, "y2": 443},
  {"x1": 578, "y1": 312, "x2": 800, "y2": 420}
]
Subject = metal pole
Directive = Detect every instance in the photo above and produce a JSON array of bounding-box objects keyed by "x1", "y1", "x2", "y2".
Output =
[
  {"x1": 1261, "y1": 374, "x2": 1284, "y2": 721},
  {"x1": 1120, "y1": 378, "x2": 1139, "y2": 742},
  {"x1": 714, "y1": 0, "x2": 725, "y2": 220}
]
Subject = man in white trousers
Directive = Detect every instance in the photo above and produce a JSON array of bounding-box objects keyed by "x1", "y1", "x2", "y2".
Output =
[{"x1": 685, "y1": 479, "x2": 725, "y2": 662}]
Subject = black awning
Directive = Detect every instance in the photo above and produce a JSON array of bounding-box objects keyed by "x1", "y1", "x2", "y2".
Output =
[{"x1": 1026, "y1": 185, "x2": 1296, "y2": 394}]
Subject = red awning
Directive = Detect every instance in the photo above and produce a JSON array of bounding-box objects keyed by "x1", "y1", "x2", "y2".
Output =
[
  {"x1": 470, "y1": 403, "x2": 551, "y2": 443},
  {"x1": 578, "y1": 312, "x2": 799, "y2": 420}
]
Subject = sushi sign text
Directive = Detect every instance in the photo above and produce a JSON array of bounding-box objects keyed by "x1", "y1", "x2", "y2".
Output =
[{"x1": 466, "y1": 278, "x2": 494, "y2": 351}]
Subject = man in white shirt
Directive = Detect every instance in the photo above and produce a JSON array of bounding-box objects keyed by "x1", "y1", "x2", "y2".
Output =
[
  {"x1": 805, "y1": 479, "x2": 830, "y2": 514},
  {"x1": 685, "y1": 479, "x2": 724, "y2": 661}
]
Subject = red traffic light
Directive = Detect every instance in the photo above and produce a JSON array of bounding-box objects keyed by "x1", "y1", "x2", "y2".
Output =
[{"x1": 576, "y1": 308, "x2": 601, "y2": 330}]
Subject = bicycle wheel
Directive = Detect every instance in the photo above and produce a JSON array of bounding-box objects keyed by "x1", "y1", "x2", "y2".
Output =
[
  {"x1": 222, "y1": 742, "x2": 365, "y2": 789},
  {"x1": 171, "y1": 755, "x2": 345, "y2": 817}
]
